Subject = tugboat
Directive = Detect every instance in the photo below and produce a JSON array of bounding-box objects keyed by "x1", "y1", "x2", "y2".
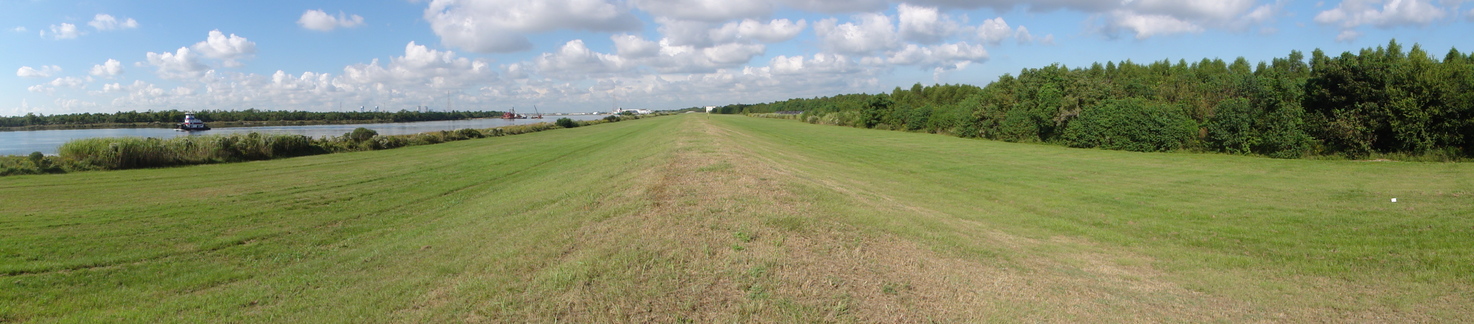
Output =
[{"x1": 175, "y1": 113, "x2": 211, "y2": 131}]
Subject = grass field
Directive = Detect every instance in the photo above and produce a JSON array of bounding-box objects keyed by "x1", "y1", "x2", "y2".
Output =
[{"x1": 2, "y1": 114, "x2": 1471, "y2": 322}]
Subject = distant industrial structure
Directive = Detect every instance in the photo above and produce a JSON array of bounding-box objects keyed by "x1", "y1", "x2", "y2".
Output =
[{"x1": 613, "y1": 107, "x2": 652, "y2": 115}]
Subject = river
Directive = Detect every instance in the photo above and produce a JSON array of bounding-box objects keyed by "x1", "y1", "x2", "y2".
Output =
[{"x1": 0, "y1": 115, "x2": 612, "y2": 156}]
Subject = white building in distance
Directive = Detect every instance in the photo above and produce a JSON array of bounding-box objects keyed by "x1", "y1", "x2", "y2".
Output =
[{"x1": 613, "y1": 107, "x2": 653, "y2": 114}]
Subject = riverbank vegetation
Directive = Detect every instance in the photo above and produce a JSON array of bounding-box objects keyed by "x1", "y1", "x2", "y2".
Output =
[
  {"x1": 0, "y1": 114, "x2": 639, "y2": 176},
  {"x1": 0, "y1": 109, "x2": 507, "y2": 131},
  {"x1": 719, "y1": 40, "x2": 1473, "y2": 161}
]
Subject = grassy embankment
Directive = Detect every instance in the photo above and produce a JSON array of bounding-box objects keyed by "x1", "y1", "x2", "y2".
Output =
[{"x1": 1, "y1": 114, "x2": 1470, "y2": 322}]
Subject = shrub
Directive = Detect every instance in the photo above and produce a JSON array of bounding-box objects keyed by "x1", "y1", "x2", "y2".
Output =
[
  {"x1": 860, "y1": 95, "x2": 895, "y2": 128},
  {"x1": 28, "y1": 151, "x2": 45, "y2": 167},
  {"x1": 456, "y1": 128, "x2": 483, "y2": 138},
  {"x1": 1062, "y1": 98, "x2": 1197, "y2": 152},
  {"x1": 1210, "y1": 98, "x2": 1313, "y2": 158},
  {"x1": 998, "y1": 109, "x2": 1041, "y2": 142},
  {"x1": 0, "y1": 154, "x2": 64, "y2": 176},
  {"x1": 374, "y1": 135, "x2": 409, "y2": 149},
  {"x1": 1207, "y1": 98, "x2": 1259, "y2": 154},
  {"x1": 415, "y1": 133, "x2": 443, "y2": 144},
  {"x1": 555, "y1": 117, "x2": 578, "y2": 128},
  {"x1": 347, "y1": 127, "x2": 378, "y2": 142},
  {"x1": 1255, "y1": 105, "x2": 1313, "y2": 158}
]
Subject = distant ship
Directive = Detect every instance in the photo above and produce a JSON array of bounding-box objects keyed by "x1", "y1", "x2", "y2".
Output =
[
  {"x1": 503, "y1": 108, "x2": 525, "y2": 119},
  {"x1": 176, "y1": 113, "x2": 211, "y2": 131}
]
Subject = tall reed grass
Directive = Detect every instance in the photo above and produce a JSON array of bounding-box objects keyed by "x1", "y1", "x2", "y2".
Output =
[{"x1": 59, "y1": 133, "x2": 320, "y2": 169}]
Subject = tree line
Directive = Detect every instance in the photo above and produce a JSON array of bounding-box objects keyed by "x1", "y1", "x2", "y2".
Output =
[
  {"x1": 1, "y1": 109, "x2": 505, "y2": 128},
  {"x1": 717, "y1": 40, "x2": 1473, "y2": 160}
]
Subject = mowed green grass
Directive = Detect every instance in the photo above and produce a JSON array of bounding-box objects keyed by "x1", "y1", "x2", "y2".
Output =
[
  {"x1": 2, "y1": 114, "x2": 1471, "y2": 322},
  {"x1": 720, "y1": 115, "x2": 1474, "y2": 278},
  {"x1": 713, "y1": 116, "x2": 1473, "y2": 311},
  {"x1": 1, "y1": 117, "x2": 676, "y2": 322}
]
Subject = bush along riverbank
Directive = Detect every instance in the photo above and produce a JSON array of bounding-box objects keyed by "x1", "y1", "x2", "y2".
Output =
[{"x1": 0, "y1": 114, "x2": 643, "y2": 176}]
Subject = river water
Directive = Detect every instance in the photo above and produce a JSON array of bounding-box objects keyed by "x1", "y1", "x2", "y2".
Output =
[{"x1": 0, "y1": 115, "x2": 611, "y2": 156}]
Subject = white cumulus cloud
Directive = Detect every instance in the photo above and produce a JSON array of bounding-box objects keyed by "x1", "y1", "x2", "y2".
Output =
[
  {"x1": 90, "y1": 59, "x2": 124, "y2": 77},
  {"x1": 145, "y1": 47, "x2": 210, "y2": 79},
  {"x1": 88, "y1": 14, "x2": 139, "y2": 31},
  {"x1": 976, "y1": 17, "x2": 1013, "y2": 44},
  {"x1": 191, "y1": 30, "x2": 257, "y2": 67},
  {"x1": 17, "y1": 65, "x2": 61, "y2": 78},
  {"x1": 1129, "y1": 0, "x2": 1257, "y2": 22},
  {"x1": 1315, "y1": 0, "x2": 1446, "y2": 35},
  {"x1": 886, "y1": 42, "x2": 988, "y2": 70},
  {"x1": 536, "y1": 39, "x2": 630, "y2": 78},
  {"x1": 976, "y1": 19, "x2": 1053, "y2": 45},
  {"x1": 713, "y1": 19, "x2": 808, "y2": 44},
  {"x1": 815, "y1": 13, "x2": 900, "y2": 54},
  {"x1": 1080, "y1": 0, "x2": 1283, "y2": 39},
  {"x1": 655, "y1": 18, "x2": 718, "y2": 47},
  {"x1": 704, "y1": 43, "x2": 766, "y2": 65},
  {"x1": 42, "y1": 23, "x2": 81, "y2": 40},
  {"x1": 1314, "y1": 0, "x2": 1447, "y2": 41},
  {"x1": 897, "y1": 3, "x2": 961, "y2": 44},
  {"x1": 339, "y1": 41, "x2": 493, "y2": 88},
  {"x1": 423, "y1": 0, "x2": 642, "y2": 53},
  {"x1": 1014, "y1": 26, "x2": 1034, "y2": 44},
  {"x1": 769, "y1": 53, "x2": 857, "y2": 75},
  {"x1": 48, "y1": 76, "x2": 85, "y2": 88},
  {"x1": 633, "y1": 0, "x2": 772, "y2": 21},
  {"x1": 612, "y1": 34, "x2": 660, "y2": 58},
  {"x1": 28, "y1": 77, "x2": 87, "y2": 94},
  {"x1": 638, "y1": 40, "x2": 768, "y2": 73},
  {"x1": 1010, "y1": 25, "x2": 1053, "y2": 45},
  {"x1": 1107, "y1": 10, "x2": 1206, "y2": 39},
  {"x1": 298, "y1": 9, "x2": 365, "y2": 31},
  {"x1": 780, "y1": 0, "x2": 888, "y2": 13}
]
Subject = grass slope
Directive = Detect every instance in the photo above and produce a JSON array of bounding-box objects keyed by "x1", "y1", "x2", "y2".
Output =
[{"x1": 1, "y1": 114, "x2": 1470, "y2": 322}]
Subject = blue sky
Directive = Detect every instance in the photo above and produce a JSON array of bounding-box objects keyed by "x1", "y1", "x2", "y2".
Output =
[{"x1": 4, "y1": 0, "x2": 1472, "y2": 116}]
